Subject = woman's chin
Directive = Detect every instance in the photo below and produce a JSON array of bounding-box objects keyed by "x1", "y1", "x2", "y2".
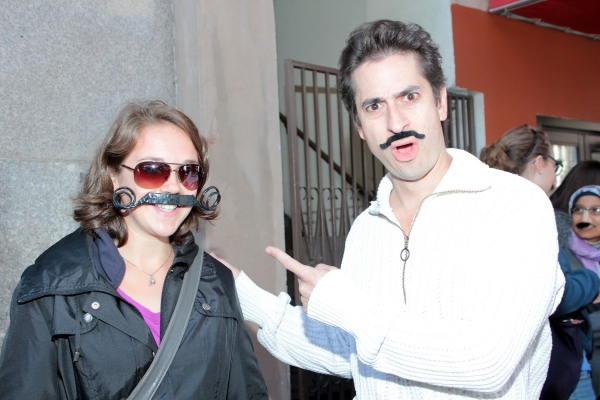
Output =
[{"x1": 575, "y1": 230, "x2": 600, "y2": 244}]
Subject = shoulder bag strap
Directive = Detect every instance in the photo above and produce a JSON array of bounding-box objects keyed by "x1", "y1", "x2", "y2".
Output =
[{"x1": 127, "y1": 251, "x2": 204, "y2": 400}]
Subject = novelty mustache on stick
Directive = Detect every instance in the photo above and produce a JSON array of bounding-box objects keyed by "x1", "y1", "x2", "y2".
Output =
[
  {"x1": 379, "y1": 130, "x2": 425, "y2": 149},
  {"x1": 112, "y1": 186, "x2": 221, "y2": 211}
]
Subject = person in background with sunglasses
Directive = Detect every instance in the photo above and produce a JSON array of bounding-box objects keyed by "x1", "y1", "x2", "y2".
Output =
[
  {"x1": 480, "y1": 126, "x2": 599, "y2": 400},
  {"x1": 563, "y1": 185, "x2": 600, "y2": 398},
  {"x1": 0, "y1": 100, "x2": 268, "y2": 399}
]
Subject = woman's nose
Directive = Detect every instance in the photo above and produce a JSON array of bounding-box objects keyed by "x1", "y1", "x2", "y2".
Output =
[
  {"x1": 581, "y1": 210, "x2": 592, "y2": 222},
  {"x1": 160, "y1": 170, "x2": 182, "y2": 193}
]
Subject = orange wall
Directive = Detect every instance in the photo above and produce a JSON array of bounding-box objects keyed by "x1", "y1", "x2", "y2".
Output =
[{"x1": 452, "y1": 5, "x2": 600, "y2": 144}]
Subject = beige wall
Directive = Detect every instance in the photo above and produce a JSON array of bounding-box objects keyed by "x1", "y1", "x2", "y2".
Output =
[{"x1": 174, "y1": 1, "x2": 289, "y2": 398}]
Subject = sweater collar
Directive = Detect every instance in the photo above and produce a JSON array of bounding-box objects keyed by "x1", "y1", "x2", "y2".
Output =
[{"x1": 369, "y1": 149, "x2": 491, "y2": 216}]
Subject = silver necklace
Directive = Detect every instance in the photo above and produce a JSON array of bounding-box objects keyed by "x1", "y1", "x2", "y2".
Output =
[{"x1": 122, "y1": 249, "x2": 173, "y2": 286}]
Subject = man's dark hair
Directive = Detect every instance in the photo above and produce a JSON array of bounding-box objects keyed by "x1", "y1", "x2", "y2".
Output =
[{"x1": 338, "y1": 20, "x2": 445, "y2": 125}]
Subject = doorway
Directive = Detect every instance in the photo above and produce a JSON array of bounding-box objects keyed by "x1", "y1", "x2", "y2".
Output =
[{"x1": 538, "y1": 115, "x2": 600, "y2": 186}]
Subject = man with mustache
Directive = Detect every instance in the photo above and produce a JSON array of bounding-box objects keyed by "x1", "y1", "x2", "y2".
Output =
[{"x1": 219, "y1": 20, "x2": 564, "y2": 398}]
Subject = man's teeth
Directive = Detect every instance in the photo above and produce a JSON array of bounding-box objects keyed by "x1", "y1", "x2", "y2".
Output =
[{"x1": 156, "y1": 204, "x2": 177, "y2": 211}]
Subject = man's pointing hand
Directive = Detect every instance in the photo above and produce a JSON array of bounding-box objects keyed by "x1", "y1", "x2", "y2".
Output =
[{"x1": 266, "y1": 246, "x2": 338, "y2": 313}]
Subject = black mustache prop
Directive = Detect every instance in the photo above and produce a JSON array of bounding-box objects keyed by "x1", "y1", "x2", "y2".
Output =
[
  {"x1": 576, "y1": 222, "x2": 592, "y2": 229},
  {"x1": 379, "y1": 130, "x2": 425, "y2": 149},
  {"x1": 112, "y1": 186, "x2": 221, "y2": 211}
]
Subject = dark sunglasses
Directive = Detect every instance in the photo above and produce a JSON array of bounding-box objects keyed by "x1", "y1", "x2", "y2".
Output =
[{"x1": 121, "y1": 161, "x2": 204, "y2": 191}]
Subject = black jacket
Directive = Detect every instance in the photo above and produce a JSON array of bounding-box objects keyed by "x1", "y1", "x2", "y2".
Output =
[{"x1": 0, "y1": 229, "x2": 268, "y2": 399}]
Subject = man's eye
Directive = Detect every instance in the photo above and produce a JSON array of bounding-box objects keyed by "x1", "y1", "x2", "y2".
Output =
[
  {"x1": 592, "y1": 207, "x2": 600, "y2": 214},
  {"x1": 404, "y1": 93, "x2": 417, "y2": 101},
  {"x1": 366, "y1": 103, "x2": 381, "y2": 112}
]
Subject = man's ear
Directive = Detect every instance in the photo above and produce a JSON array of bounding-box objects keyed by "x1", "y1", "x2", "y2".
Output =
[
  {"x1": 356, "y1": 122, "x2": 366, "y2": 140},
  {"x1": 437, "y1": 85, "x2": 448, "y2": 121}
]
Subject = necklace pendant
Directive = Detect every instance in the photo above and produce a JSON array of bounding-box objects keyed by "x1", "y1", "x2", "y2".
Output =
[{"x1": 149, "y1": 277, "x2": 156, "y2": 286}]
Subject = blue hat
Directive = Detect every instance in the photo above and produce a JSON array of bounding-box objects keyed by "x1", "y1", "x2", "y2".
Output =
[{"x1": 569, "y1": 185, "x2": 600, "y2": 215}]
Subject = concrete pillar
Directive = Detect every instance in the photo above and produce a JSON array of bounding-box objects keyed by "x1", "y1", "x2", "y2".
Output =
[{"x1": 0, "y1": 0, "x2": 176, "y2": 341}]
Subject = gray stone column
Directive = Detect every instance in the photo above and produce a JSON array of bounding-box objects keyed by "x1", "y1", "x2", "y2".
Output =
[{"x1": 0, "y1": 0, "x2": 176, "y2": 339}]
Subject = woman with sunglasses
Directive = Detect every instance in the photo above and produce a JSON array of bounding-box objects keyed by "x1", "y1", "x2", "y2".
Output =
[
  {"x1": 0, "y1": 100, "x2": 268, "y2": 399},
  {"x1": 481, "y1": 125, "x2": 598, "y2": 400}
]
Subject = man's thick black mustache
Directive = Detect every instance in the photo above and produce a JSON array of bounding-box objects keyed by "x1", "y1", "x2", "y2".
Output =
[
  {"x1": 379, "y1": 130, "x2": 425, "y2": 149},
  {"x1": 576, "y1": 222, "x2": 592, "y2": 229}
]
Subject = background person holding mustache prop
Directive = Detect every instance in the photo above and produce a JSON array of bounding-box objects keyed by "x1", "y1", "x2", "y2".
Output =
[
  {"x1": 216, "y1": 19, "x2": 564, "y2": 399},
  {"x1": 564, "y1": 185, "x2": 600, "y2": 395}
]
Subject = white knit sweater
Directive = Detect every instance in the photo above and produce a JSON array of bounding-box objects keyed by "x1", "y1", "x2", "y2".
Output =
[{"x1": 237, "y1": 149, "x2": 565, "y2": 399}]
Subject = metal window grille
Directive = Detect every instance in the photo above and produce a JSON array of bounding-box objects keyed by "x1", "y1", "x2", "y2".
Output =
[{"x1": 444, "y1": 91, "x2": 476, "y2": 155}]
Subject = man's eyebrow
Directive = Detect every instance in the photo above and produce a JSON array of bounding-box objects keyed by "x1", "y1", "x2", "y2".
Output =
[
  {"x1": 395, "y1": 85, "x2": 420, "y2": 97},
  {"x1": 361, "y1": 97, "x2": 384, "y2": 109},
  {"x1": 360, "y1": 85, "x2": 422, "y2": 109}
]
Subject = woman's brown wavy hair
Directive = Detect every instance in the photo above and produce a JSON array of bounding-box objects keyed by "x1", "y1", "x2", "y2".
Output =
[
  {"x1": 73, "y1": 100, "x2": 218, "y2": 247},
  {"x1": 479, "y1": 124, "x2": 552, "y2": 175}
]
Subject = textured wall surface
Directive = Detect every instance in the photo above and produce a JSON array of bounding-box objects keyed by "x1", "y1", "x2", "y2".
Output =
[
  {"x1": 174, "y1": 1, "x2": 289, "y2": 397},
  {"x1": 0, "y1": 0, "x2": 176, "y2": 341}
]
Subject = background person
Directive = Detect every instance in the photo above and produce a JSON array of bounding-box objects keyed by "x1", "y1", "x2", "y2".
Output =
[
  {"x1": 0, "y1": 100, "x2": 268, "y2": 399},
  {"x1": 480, "y1": 125, "x2": 599, "y2": 400},
  {"x1": 565, "y1": 185, "x2": 600, "y2": 397},
  {"x1": 479, "y1": 124, "x2": 560, "y2": 196},
  {"x1": 551, "y1": 161, "x2": 600, "y2": 248}
]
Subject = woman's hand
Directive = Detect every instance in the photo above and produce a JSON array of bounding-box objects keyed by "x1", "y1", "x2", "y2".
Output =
[{"x1": 210, "y1": 252, "x2": 241, "y2": 279}]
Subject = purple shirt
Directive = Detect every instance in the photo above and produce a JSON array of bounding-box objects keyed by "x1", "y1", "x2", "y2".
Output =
[{"x1": 117, "y1": 288, "x2": 161, "y2": 347}]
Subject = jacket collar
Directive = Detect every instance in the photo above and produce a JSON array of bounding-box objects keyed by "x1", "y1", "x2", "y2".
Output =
[
  {"x1": 17, "y1": 229, "x2": 199, "y2": 303},
  {"x1": 369, "y1": 148, "x2": 492, "y2": 216}
]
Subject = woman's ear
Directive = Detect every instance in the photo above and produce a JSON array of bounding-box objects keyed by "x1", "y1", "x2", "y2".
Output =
[
  {"x1": 532, "y1": 155, "x2": 545, "y2": 174},
  {"x1": 110, "y1": 169, "x2": 119, "y2": 191}
]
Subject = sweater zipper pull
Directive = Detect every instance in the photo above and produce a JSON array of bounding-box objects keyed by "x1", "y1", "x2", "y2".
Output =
[{"x1": 400, "y1": 235, "x2": 410, "y2": 261}]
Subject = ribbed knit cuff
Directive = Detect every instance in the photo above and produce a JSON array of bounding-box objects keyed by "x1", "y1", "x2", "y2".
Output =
[{"x1": 235, "y1": 270, "x2": 289, "y2": 327}]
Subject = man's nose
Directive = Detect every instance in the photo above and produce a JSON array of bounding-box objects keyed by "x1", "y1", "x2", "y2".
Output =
[{"x1": 387, "y1": 103, "x2": 409, "y2": 133}]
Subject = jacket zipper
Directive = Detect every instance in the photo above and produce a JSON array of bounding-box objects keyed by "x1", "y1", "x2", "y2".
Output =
[{"x1": 398, "y1": 186, "x2": 490, "y2": 304}]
